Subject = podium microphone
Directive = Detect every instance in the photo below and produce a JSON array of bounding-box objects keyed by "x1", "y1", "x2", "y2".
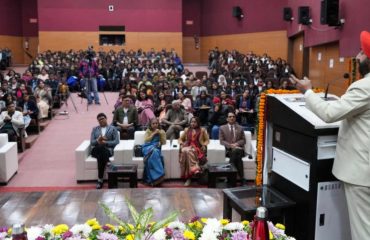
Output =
[{"x1": 324, "y1": 73, "x2": 350, "y2": 100}]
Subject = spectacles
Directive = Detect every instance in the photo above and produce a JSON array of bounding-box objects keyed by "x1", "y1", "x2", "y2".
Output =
[
  {"x1": 228, "y1": 116, "x2": 236, "y2": 118},
  {"x1": 98, "y1": 118, "x2": 106, "y2": 121}
]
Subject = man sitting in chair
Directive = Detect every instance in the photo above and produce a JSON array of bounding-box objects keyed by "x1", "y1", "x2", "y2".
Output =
[
  {"x1": 162, "y1": 100, "x2": 188, "y2": 140},
  {"x1": 91, "y1": 113, "x2": 119, "y2": 189},
  {"x1": 0, "y1": 102, "x2": 25, "y2": 142},
  {"x1": 113, "y1": 95, "x2": 138, "y2": 139},
  {"x1": 219, "y1": 111, "x2": 247, "y2": 185}
]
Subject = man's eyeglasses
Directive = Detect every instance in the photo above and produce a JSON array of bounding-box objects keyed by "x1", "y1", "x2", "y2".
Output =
[
  {"x1": 228, "y1": 115, "x2": 236, "y2": 118},
  {"x1": 98, "y1": 117, "x2": 106, "y2": 121}
]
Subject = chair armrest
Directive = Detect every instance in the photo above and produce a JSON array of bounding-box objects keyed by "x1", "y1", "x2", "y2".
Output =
[
  {"x1": 244, "y1": 131, "x2": 253, "y2": 156},
  {"x1": 120, "y1": 140, "x2": 135, "y2": 164},
  {"x1": 75, "y1": 140, "x2": 90, "y2": 181},
  {"x1": 207, "y1": 140, "x2": 226, "y2": 164},
  {"x1": 0, "y1": 142, "x2": 18, "y2": 183},
  {"x1": 113, "y1": 141, "x2": 128, "y2": 164}
]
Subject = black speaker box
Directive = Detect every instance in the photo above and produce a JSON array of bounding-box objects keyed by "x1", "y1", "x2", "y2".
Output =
[
  {"x1": 298, "y1": 6, "x2": 310, "y2": 25},
  {"x1": 320, "y1": 0, "x2": 340, "y2": 26},
  {"x1": 283, "y1": 7, "x2": 292, "y2": 21},
  {"x1": 232, "y1": 6, "x2": 242, "y2": 17}
]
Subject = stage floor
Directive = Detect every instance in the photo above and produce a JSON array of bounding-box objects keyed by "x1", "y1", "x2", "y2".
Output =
[{"x1": 0, "y1": 188, "x2": 224, "y2": 227}]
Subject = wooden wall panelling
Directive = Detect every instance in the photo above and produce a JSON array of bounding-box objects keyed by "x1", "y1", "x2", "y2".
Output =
[
  {"x1": 23, "y1": 37, "x2": 39, "y2": 65},
  {"x1": 309, "y1": 42, "x2": 351, "y2": 96},
  {"x1": 182, "y1": 37, "x2": 201, "y2": 63},
  {"x1": 0, "y1": 35, "x2": 24, "y2": 65},
  {"x1": 39, "y1": 32, "x2": 183, "y2": 57},
  {"x1": 291, "y1": 33, "x2": 304, "y2": 78},
  {"x1": 200, "y1": 31, "x2": 288, "y2": 63}
]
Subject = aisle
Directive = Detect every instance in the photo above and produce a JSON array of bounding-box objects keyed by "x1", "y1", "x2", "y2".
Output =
[{"x1": 6, "y1": 92, "x2": 118, "y2": 187}]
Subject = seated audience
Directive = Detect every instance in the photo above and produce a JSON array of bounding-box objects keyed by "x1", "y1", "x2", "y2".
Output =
[
  {"x1": 90, "y1": 113, "x2": 119, "y2": 189},
  {"x1": 179, "y1": 117, "x2": 209, "y2": 186},
  {"x1": 190, "y1": 79, "x2": 207, "y2": 100},
  {"x1": 154, "y1": 91, "x2": 170, "y2": 122},
  {"x1": 21, "y1": 94, "x2": 39, "y2": 137},
  {"x1": 209, "y1": 98, "x2": 229, "y2": 139},
  {"x1": 0, "y1": 102, "x2": 25, "y2": 142},
  {"x1": 142, "y1": 118, "x2": 166, "y2": 186},
  {"x1": 113, "y1": 95, "x2": 138, "y2": 139},
  {"x1": 178, "y1": 91, "x2": 193, "y2": 121},
  {"x1": 236, "y1": 89, "x2": 254, "y2": 125},
  {"x1": 135, "y1": 91, "x2": 155, "y2": 127},
  {"x1": 219, "y1": 111, "x2": 246, "y2": 185},
  {"x1": 194, "y1": 91, "x2": 212, "y2": 126},
  {"x1": 162, "y1": 100, "x2": 187, "y2": 140},
  {"x1": 34, "y1": 80, "x2": 52, "y2": 119}
]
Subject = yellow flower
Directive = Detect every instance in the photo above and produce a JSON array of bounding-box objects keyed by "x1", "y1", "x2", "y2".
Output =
[
  {"x1": 269, "y1": 231, "x2": 274, "y2": 240},
  {"x1": 275, "y1": 223, "x2": 285, "y2": 230},
  {"x1": 241, "y1": 220, "x2": 249, "y2": 226},
  {"x1": 189, "y1": 221, "x2": 202, "y2": 229},
  {"x1": 183, "y1": 230, "x2": 195, "y2": 240},
  {"x1": 7, "y1": 228, "x2": 12, "y2": 235},
  {"x1": 92, "y1": 224, "x2": 101, "y2": 230},
  {"x1": 52, "y1": 224, "x2": 69, "y2": 235},
  {"x1": 128, "y1": 224, "x2": 134, "y2": 230},
  {"x1": 125, "y1": 234, "x2": 135, "y2": 240},
  {"x1": 86, "y1": 218, "x2": 99, "y2": 227},
  {"x1": 220, "y1": 219, "x2": 229, "y2": 225},
  {"x1": 105, "y1": 224, "x2": 115, "y2": 231},
  {"x1": 200, "y1": 218, "x2": 208, "y2": 223},
  {"x1": 118, "y1": 226, "x2": 127, "y2": 234}
]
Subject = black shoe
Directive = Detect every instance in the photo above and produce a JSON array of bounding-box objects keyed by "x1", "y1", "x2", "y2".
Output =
[
  {"x1": 95, "y1": 102, "x2": 101, "y2": 105},
  {"x1": 96, "y1": 180, "x2": 103, "y2": 189},
  {"x1": 248, "y1": 154, "x2": 253, "y2": 159}
]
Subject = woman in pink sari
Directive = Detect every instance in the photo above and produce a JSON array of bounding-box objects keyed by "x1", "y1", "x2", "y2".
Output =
[
  {"x1": 179, "y1": 117, "x2": 209, "y2": 186},
  {"x1": 135, "y1": 91, "x2": 155, "y2": 127}
]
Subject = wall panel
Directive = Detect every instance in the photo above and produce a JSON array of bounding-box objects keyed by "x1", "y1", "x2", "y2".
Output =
[
  {"x1": 39, "y1": 32, "x2": 182, "y2": 56},
  {"x1": 291, "y1": 33, "x2": 304, "y2": 78},
  {"x1": 200, "y1": 31, "x2": 287, "y2": 63},
  {"x1": 0, "y1": 35, "x2": 23, "y2": 64},
  {"x1": 182, "y1": 37, "x2": 201, "y2": 63},
  {"x1": 309, "y1": 42, "x2": 350, "y2": 96}
]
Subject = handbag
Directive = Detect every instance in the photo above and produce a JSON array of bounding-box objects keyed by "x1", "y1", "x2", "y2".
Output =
[{"x1": 134, "y1": 145, "x2": 143, "y2": 157}]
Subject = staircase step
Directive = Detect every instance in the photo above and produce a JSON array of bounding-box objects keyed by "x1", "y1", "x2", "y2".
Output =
[
  {"x1": 39, "y1": 120, "x2": 50, "y2": 131},
  {"x1": 25, "y1": 135, "x2": 38, "y2": 149}
]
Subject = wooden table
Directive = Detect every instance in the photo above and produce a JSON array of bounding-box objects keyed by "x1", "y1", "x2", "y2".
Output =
[
  {"x1": 208, "y1": 163, "x2": 238, "y2": 188},
  {"x1": 107, "y1": 164, "x2": 138, "y2": 188}
]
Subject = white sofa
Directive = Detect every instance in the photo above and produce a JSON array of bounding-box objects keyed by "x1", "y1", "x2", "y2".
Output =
[
  {"x1": 207, "y1": 131, "x2": 257, "y2": 180},
  {"x1": 0, "y1": 134, "x2": 18, "y2": 185},
  {"x1": 115, "y1": 131, "x2": 172, "y2": 179},
  {"x1": 75, "y1": 140, "x2": 125, "y2": 182},
  {"x1": 75, "y1": 130, "x2": 257, "y2": 182}
]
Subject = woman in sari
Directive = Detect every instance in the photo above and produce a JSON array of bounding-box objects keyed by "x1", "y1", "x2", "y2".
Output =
[
  {"x1": 179, "y1": 117, "x2": 209, "y2": 186},
  {"x1": 142, "y1": 118, "x2": 166, "y2": 186}
]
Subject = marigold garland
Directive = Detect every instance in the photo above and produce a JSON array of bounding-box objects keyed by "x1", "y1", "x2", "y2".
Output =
[{"x1": 255, "y1": 88, "x2": 324, "y2": 186}]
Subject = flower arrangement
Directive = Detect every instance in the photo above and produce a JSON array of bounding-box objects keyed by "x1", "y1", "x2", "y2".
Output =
[
  {"x1": 0, "y1": 202, "x2": 295, "y2": 240},
  {"x1": 0, "y1": 218, "x2": 295, "y2": 240}
]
